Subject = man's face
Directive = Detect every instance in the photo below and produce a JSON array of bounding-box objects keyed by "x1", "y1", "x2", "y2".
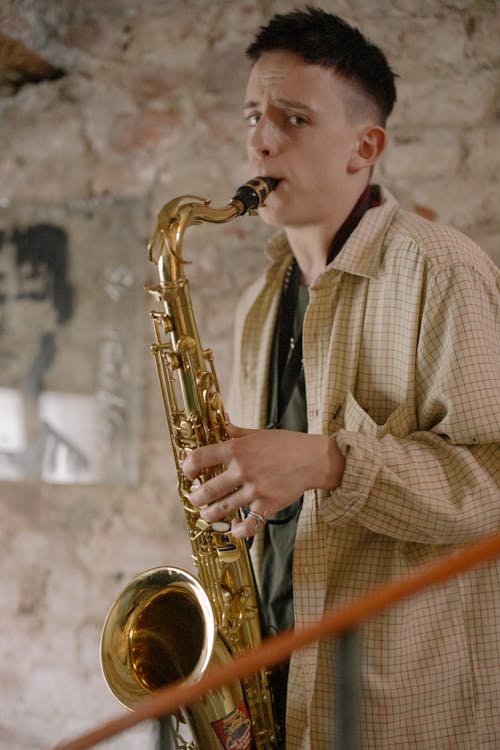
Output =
[
  {"x1": 0, "y1": 239, "x2": 57, "y2": 389},
  {"x1": 244, "y1": 50, "x2": 368, "y2": 229}
]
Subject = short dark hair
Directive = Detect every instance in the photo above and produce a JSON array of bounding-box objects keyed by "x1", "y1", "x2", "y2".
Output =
[{"x1": 246, "y1": 6, "x2": 397, "y2": 124}]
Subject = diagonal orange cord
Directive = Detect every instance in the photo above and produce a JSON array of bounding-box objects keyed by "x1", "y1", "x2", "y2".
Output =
[{"x1": 53, "y1": 530, "x2": 500, "y2": 750}]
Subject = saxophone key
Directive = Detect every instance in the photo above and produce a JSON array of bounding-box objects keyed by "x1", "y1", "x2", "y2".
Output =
[
  {"x1": 166, "y1": 350, "x2": 181, "y2": 369},
  {"x1": 211, "y1": 521, "x2": 231, "y2": 534},
  {"x1": 161, "y1": 313, "x2": 174, "y2": 333},
  {"x1": 191, "y1": 517, "x2": 212, "y2": 541},
  {"x1": 217, "y1": 544, "x2": 241, "y2": 564}
]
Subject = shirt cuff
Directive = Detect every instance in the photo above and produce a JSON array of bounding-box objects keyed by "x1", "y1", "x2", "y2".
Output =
[{"x1": 318, "y1": 429, "x2": 382, "y2": 526}]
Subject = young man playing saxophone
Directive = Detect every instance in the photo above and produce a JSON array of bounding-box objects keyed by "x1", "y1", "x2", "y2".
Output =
[{"x1": 183, "y1": 8, "x2": 500, "y2": 749}]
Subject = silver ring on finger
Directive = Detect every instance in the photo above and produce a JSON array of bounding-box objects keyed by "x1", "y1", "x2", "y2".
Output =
[{"x1": 246, "y1": 508, "x2": 267, "y2": 532}]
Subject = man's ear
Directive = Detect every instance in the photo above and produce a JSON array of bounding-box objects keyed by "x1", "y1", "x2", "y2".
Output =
[{"x1": 348, "y1": 125, "x2": 386, "y2": 173}]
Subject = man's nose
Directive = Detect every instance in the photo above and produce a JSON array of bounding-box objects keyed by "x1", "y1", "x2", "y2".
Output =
[{"x1": 247, "y1": 115, "x2": 280, "y2": 158}]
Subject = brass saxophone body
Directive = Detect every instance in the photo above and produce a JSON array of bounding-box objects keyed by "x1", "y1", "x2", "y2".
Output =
[{"x1": 101, "y1": 177, "x2": 279, "y2": 750}]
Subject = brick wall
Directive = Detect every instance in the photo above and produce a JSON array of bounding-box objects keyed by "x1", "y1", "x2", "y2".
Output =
[{"x1": 0, "y1": 2, "x2": 498, "y2": 748}]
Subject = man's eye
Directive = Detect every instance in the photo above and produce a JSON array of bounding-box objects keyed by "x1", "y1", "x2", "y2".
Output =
[
  {"x1": 245, "y1": 113, "x2": 260, "y2": 127},
  {"x1": 289, "y1": 114, "x2": 307, "y2": 127}
]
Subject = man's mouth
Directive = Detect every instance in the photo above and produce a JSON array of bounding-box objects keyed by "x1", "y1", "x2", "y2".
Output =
[
  {"x1": 261, "y1": 176, "x2": 282, "y2": 192},
  {"x1": 266, "y1": 177, "x2": 281, "y2": 193}
]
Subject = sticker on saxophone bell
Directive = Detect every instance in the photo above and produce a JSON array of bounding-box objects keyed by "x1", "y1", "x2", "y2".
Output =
[{"x1": 211, "y1": 699, "x2": 254, "y2": 750}]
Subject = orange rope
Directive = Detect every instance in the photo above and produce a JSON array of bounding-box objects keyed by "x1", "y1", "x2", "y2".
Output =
[{"x1": 53, "y1": 530, "x2": 500, "y2": 750}]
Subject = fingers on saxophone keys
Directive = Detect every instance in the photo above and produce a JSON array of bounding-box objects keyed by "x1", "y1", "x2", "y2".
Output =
[
  {"x1": 182, "y1": 441, "x2": 232, "y2": 480},
  {"x1": 199, "y1": 491, "x2": 240, "y2": 522},
  {"x1": 188, "y1": 473, "x2": 230, "y2": 510},
  {"x1": 181, "y1": 452, "x2": 198, "y2": 480}
]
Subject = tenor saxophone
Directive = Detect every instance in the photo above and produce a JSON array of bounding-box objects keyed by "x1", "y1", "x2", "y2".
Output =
[{"x1": 100, "y1": 177, "x2": 279, "y2": 750}]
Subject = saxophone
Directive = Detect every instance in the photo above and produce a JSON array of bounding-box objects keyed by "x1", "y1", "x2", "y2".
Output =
[{"x1": 100, "y1": 177, "x2": 279, "y2": 750}]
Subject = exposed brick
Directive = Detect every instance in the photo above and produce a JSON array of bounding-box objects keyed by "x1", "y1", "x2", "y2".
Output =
[{"x1": 0, "y1": 3, "x2": 498, "y2": 749}]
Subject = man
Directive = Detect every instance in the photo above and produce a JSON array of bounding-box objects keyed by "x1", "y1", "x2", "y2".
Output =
[{"x1": 183, "y1": 8, "x2": 500, "y2": 749}]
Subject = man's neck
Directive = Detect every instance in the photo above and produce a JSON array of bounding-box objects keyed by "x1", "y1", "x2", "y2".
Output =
[
  {"x1": 284, "y1": 182, "x2": 373, "y2": 286},
  {"x1": 285, "y1": 226, "x2": 333, "y2": 286}
]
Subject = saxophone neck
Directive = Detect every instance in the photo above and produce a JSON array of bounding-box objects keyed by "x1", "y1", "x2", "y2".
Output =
[
  {"x1": 148, "y1": 195, "x2": 237, "y2": 284},
  {"x1": 147, "y1": 177, "x2": 278, "y2": 284}
]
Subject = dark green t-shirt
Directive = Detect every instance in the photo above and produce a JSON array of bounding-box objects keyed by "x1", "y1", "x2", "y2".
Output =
[{"x1": 261, "y1": 281, "x2": 309, "y2": 635}]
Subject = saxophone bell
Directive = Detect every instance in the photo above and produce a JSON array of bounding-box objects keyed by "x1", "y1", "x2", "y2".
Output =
[
  {"x1": 100, "y1": 567, "x2": 215, "y2": 710},
  {"x1": 101, "y1": 566, "x2": 253, "y2": 750}
]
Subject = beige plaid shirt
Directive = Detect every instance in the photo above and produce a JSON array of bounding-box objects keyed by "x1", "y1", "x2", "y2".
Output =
[{"x1": 228, "y1": 188, "x2": 500, "y2": 749}]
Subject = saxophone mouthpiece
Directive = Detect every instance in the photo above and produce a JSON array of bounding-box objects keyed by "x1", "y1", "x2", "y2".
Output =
[{"x1": 231, "y1": 176, "x2": 279, "y2": 215}]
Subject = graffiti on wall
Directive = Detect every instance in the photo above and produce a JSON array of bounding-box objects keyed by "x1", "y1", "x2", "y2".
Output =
[{"x1": 0, "y1": 201, "x2": 145, "y2": 484}]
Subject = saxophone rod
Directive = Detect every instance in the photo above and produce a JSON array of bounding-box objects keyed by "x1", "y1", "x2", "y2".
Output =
[{"x1": 53, "y1": 529, "x2": 500, "y2": 750}]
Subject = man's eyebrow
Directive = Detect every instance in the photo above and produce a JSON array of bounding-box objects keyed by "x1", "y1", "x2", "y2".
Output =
[
  {"x1": 243, "y1": 99, "x2": 259, "y2": 111},
  {"x1": 243, "y1": 97, "x2": 313, "y2": 112}
]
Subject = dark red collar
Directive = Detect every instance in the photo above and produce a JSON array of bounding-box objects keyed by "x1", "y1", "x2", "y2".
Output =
[{"x1": 327, "y1": 184, "x2": 381, "y2": 264}]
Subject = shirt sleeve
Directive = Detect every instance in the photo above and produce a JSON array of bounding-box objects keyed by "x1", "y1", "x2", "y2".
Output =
[{"x1": 320, "y1": 261, "x2": 500, "y2": 544}]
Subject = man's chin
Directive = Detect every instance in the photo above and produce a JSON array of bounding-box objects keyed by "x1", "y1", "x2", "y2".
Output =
[{"x1": 257, "y1": 205, "x2": 285, "y2": 228}]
